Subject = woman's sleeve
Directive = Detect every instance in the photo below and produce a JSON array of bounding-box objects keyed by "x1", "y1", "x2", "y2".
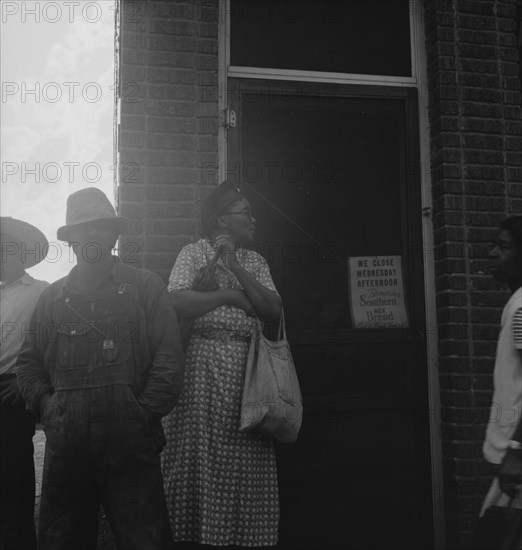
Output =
[
  {"x1": 254, "y1": 253, "x2": 278, "y2": 293},
  {"x1": 168, "y1": 245, "x2": 198, "y2": 292}
]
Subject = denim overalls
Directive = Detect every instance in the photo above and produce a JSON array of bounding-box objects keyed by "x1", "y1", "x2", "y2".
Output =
[{"x1": 38, "y1": 267, "x2": 174, "y2": 550}]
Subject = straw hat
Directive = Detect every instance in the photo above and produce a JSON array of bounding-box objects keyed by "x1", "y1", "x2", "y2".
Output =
[{"x1": 0, "y1": 217, "x2": 49, "y2": 268}]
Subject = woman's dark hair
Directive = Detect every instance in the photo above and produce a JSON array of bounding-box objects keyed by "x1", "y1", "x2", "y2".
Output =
[
  {"x1": 500, "y1": 216, "x2": 522, "y2": 260},
  {"x1": 199, "y1": 181, "x2": 244, "y2": 237}
]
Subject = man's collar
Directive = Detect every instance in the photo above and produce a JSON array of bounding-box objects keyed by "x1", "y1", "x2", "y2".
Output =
[
  {"x1": 59, "y1": 257, "x2": 122, "y2": 298},
  {"x1": 0, "y1": 272, "x2": 31, "y2": 289},
  {"x1": 19, "y1": 273, "x2": 33, "y2": 285},
  {"x1": 111, "y1": 258, "x2": 128, "y2": 283}
]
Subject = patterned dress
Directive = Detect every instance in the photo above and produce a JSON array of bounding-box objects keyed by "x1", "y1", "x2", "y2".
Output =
[{"x1": 161, "y1": 239, "x2": 280, "y2": 547}]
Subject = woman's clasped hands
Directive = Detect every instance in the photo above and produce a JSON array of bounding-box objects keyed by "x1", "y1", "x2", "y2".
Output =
[
  {"x1": 214, "y1": 234, "x2": 256, "y2": 317},
  {"x1": 214, "y1": 234, "x2": 240, "y2": 270}
]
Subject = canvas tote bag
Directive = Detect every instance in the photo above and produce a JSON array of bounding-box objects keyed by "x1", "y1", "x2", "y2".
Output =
[{"x1": 240, "y1": 310, "x2": 303, "y2": 443}]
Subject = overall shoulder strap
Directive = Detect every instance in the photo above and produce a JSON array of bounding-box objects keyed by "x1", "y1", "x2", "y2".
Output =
[
  {"x1": 115, "y1": 263, "x2": 142, "y2": 310},
  {"x1": 116, "y1": 262, "x2": 139, "y2": 285}
]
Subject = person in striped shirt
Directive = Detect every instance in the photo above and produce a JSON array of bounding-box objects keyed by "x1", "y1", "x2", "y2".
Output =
[{"x1": 481, "y1": 216, "x2": 522, "y2": 512}]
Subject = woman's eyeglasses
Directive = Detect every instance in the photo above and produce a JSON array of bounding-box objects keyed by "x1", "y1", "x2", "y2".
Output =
[{"x1": 223, "y1": 208, "x2": 254, "y2": 220}]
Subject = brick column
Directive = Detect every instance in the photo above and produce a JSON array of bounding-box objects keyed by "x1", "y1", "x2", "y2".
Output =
[
  {"x1": 424, "y1": 0, "x2": 522, "y2": 547},
  {"x1": 118, "y1": 0, "x2": 219, "y2": 282}
]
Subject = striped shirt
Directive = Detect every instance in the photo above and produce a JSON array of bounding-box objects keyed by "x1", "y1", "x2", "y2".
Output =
[
  {"x1": 513, "y1": 306, "x2": 522, "y2": 350},
  {"x1": 483, "y1": 287, "x2": 522, "y2": 464}
]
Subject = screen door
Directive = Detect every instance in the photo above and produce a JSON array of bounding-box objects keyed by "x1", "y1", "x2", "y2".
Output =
[{"x1": 227, "y1": 80, "x2": 434, "y2": 550}]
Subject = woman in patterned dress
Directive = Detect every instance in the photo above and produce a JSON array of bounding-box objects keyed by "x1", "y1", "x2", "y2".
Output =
[{"x1": 162, "y1": 181, "x2": 283, "y2": 549}]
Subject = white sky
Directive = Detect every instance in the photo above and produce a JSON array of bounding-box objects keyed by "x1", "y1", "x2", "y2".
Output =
[{"x1": 1, "y1": 0, "x2": 117, "y2": 283}]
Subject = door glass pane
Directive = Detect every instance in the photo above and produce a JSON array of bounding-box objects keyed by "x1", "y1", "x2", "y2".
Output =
[
  {"x1": 230, "y1": 0, "x2": 412, "y2": 77},
  {"x1": 239, "y1": 94, "x2": 406, "y2": 335}
]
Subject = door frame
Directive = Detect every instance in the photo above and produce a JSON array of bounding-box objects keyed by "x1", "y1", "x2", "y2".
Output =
[{"x1": 218, "y1": 1, "x2": 443, "y2": 547}]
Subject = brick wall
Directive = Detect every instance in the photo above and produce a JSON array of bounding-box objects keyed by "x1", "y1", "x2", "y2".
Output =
[
  {"x1": 118, "y1": 0, "x2": 219, "y2": 282},
  {"x1": 424, "y1": 0, "x2": 522, "y2": 547}
]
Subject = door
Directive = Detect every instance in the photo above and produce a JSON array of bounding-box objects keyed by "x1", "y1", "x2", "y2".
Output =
[{"x1": 227, "y1": 80, "x2": 434, "y2": 550}]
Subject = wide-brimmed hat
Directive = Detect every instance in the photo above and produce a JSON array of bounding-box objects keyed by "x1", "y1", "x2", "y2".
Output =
[
  {"x1": 57, "y1": 187, "x2": 128, "y2": 242},
  {"x1": 0, "y1": 217, "x2": 49, "y2": 268}
]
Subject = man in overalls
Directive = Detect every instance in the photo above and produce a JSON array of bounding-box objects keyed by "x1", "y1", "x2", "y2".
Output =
[{"x1": 17, "y1": 188, "x2": 184, "y2": 550}]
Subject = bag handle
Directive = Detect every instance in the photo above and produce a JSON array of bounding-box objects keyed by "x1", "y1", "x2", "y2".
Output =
[
  {"x1": 208, "y1": 245, "x2": 222, "y2": 267},
  {"x1": 278, "y1": 308, "x2": 287, "y2": 341},
  {"x1": 253, "y1": 308, "x2": 286, "y2": 340}
]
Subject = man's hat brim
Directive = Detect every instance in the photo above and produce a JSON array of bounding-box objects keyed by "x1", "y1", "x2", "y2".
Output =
[
  {"x1": 0, "y1": 217, "x2": 49, "y2": 268},
  {"x1": 57, "y1": 217, "x2": 129, "y2": 242}
]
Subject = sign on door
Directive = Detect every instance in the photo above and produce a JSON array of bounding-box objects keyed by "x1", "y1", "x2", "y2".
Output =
[{"x1": 348, "y1": 256, "x2": 409, "y2": 328}]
